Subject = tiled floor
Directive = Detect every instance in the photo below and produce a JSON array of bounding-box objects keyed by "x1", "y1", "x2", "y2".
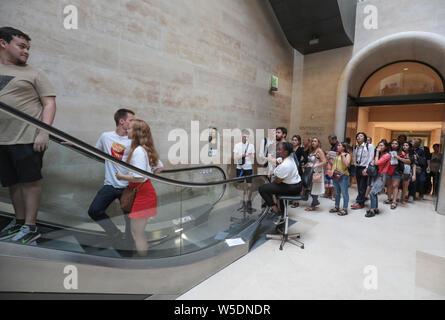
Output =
[{"x1": 178, "y1": 189, "x2": 445, "y2": 300}]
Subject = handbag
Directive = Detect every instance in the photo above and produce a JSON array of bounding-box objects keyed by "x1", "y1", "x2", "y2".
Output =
[
  {"x1": 332, "y1": 170, "x2": 343, "y2": 182},
  {"x1": 312, "y1": 168, "x2": 322, "y2": 183},
  {"x1": 331, "y1": 156, "x2": 343, "y2": 182},
  {"x1": 120, "y1": 183, "x2": 143, "y2": 212},
  {"x1": 366, "y1": 164, "x2": 378, "y2": 177}
]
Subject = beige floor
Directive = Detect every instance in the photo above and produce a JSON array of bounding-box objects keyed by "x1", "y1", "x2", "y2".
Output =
[{"x1": 178, "y1": 188, "x2": 445, "y2": 300}]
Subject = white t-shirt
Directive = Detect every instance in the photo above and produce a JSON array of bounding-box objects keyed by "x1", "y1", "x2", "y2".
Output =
[
  {"x1": 274, "y1": 157, "x2": 301, "y2": 184},
  {"x1": 129, "y1": 146, "x2": 164, "y2": 181},
  {"x1": 234, "y1": 142, "x2": 255, "y2": 170},
  {"x1": 95, "y1": 131, "x2": 132, "y2": 188}
]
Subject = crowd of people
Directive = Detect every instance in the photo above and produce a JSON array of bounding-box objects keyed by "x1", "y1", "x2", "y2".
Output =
[
  {"x1": 255, "y1": 127, "x2": 442, "y2": 221},
  {"x1": 0, "y1": 26, "x2": 443, "y2": 257}
]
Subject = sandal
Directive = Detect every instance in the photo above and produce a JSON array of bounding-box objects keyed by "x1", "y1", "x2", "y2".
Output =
[
  {"x1": 384, "y1": 199, "x2": 392, "y2": 204},
  {"x1": 290, "y1": 201, "x2": 299, "y2": 208},
  {"x1": 390, "y1": 202, "x2": 397, "y2": 210},
  {"x1": 305, "y1": 206, "x2": 316, "y2": 211},
  {"x1": 338, "y1": 209, "x2": 348, "y2": 216},
  {"x1": 329, "y1": 207, "x2": 339, "y2": 213}
]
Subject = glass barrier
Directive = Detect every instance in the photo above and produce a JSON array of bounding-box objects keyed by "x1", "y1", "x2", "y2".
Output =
[{"x1": 0, "y1": 103, "x2": 268, "y2": 259}]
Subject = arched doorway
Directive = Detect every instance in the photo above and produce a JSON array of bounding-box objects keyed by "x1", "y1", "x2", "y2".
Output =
[{"x1": 334, "y1": 32, "x2": 445, "y2": 214}]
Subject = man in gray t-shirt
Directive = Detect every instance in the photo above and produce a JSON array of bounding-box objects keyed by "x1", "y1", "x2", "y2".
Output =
[{"x1": 0, "y1": 27, "x2": 56, "y2": 244}]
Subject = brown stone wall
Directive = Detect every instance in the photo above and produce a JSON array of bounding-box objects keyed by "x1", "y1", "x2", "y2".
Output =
[{"x1": 0, "y1": 0, "x2": 294, "y2": 166}]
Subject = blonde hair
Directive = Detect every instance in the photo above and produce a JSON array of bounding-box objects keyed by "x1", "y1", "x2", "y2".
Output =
[
  {"x1": 309, "y1": 137, "x2": 321, "y2": 154},
  {"x1": 126, "y1": 119, "x2": 159, "y2": 167}
]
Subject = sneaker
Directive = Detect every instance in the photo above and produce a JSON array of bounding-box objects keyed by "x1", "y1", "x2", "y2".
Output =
[
  {"x1": 273, "y1": 216, "x2": 285, "y2": 225},
  {"x1": 246, "y1": 201, "x2": 253, "y2": 213},
  {"x1": 365, "y1": 210, "x2": 375, "y2": 218},
  {"x1": 0, "y1": 220, "x2": 23, "y2": 241},
  {"x1": 10, "y1": 225, "x2": 41, "y2": 244}
]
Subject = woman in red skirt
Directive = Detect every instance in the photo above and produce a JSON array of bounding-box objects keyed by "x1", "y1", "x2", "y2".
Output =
[{"x1": 116, "y1": 119, "x2": 163, "y2": 256}]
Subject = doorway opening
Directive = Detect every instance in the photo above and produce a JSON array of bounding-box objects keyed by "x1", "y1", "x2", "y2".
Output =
[{"x1": 345, "y1": 61, "x2": 445, "y2": 209}]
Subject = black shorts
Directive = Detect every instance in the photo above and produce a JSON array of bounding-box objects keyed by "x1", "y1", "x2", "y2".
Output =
[
  {"x1": 236, "y1": 169, "x2": 253, "y2": 183},
  {"x1": 0, "y1": 144, "x2": 44, "y2": 187}
]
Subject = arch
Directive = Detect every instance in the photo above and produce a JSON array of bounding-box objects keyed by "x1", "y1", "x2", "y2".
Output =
[
  {"x1": 334, "y1": 31, "x2": 445, "y2": 214},
  {"x1": 358, "y1": 60, "x2": 445, "y2": 97},
  {"x1": 335, "y1": 31, "x2": 445, "y2": 138}
]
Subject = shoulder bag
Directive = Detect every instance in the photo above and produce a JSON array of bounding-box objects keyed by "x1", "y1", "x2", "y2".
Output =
[
  {"x1": 120, "y1": 183, "x2": 143, "y2": 212},
  {"x1": 311, "y1": 151, "x2": 323, "y2": 183},
  {"x1": 332, "y1": 156, "x2": 343, "y2": 182}
]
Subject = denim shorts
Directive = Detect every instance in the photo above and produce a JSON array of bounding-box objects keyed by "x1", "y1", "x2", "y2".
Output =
[{"x1": 387, "y1": 172, "x2": 401, "y2": 181}]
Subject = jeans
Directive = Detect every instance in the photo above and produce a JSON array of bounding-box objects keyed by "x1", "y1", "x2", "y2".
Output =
[
  {"x1": 259, "y1": 182, "x2": 302, "y2": 207},
  {"x1": 432, "y1": 171, "x2": 440, "y2": 195},
  {"x1": 409, "y1": 171, "x2": 426, "y2": 197},
  {"x1": 355, "y1": 166, "x2": 368, "y2": 204},
  {"x1": 311, "y1": 195, "x2": 319, "y2": 207},
  {"x1": 333, "y1": 175, "x2": 350, "y2": 209},
  {"x1": 88, "y1": 185, "x2": 131, "y2": 239},
  {"x1": 369, "y1": 174, "x2": 386, "y2": 210}
]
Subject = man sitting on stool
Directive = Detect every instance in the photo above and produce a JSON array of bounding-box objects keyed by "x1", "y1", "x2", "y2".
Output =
[{"x1": 259, "y1": 142, "x2": 302, "y2": 224}]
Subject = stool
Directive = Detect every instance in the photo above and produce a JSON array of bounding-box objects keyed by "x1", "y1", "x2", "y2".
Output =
[
  {"x1": 266, "y1": 195, "x2": 305, "y2": 250},
  {"x1": 265, "y1": 167, "x2": 312, "y2": 250}
]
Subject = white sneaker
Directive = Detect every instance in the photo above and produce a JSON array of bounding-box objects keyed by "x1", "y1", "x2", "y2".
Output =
[
  {"x1": 10, "y1": 225, "x2": 41, "y2": 244},
  {"x1": 1, "y1": 219, "x2": 16, "y2": 232},
  {"x1": 273, "y1": 216, "x2": 285, "y2": 225}
]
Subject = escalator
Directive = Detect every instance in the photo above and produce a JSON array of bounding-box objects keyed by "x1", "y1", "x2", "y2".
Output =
[{"x1": 0, "y1": 102, "x2": 270, "y2": 299}]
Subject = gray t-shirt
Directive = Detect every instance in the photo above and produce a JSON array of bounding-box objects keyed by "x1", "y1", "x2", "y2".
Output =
[{"x1": 0, "y1": 64, "x2": 56, "y2": 144}]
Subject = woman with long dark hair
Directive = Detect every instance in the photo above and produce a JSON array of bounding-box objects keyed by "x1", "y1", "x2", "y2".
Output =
[
  {"x1": 399, "y1": 142, "x2": 414, "y2": 204},
  {"x1": 385, "y1": 139, "x2": 401, "y2": 209},
  {"x1": 116, "y1": 119, "x2": 163, "y2": 256},
  {"x1": 305, "y1": 138, "x2": 327, "y2": 211},
  {"x1": 366, "y1": 140, "x2": 389, "y2": 218},
  {"x1": 328, "y1": 142, "x2": 351, "y2": 216},
  {"x1": 291, "y1": 135, "x2": 303, "y2": 208}
]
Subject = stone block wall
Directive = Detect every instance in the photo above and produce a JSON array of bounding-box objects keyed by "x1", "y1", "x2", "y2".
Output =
[{"x1": 0, "y1": 0, "x2": 294, "y2": 167}]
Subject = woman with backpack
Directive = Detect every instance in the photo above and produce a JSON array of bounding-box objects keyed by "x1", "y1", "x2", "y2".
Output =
[
  {"x1": 384, "y1": 139, "x2": 402, "y2": 209},
  {"x1": 366, "y1": 140, "x2": 389, "y2": 217}
]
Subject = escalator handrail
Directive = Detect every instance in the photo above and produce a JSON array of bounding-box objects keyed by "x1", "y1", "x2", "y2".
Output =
[
  {"x1": 50, "y1": 136, "x2": 228, "y2": 180},
  {"x1": 0, "y1": 102, "x2": 269, "y2": 188}
]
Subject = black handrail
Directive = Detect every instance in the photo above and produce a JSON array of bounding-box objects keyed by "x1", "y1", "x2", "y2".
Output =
[{"x1": 0, "y1": 101, "x2": 268, "y2": 187}]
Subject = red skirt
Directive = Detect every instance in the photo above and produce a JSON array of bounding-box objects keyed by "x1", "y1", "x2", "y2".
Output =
[{"x1": 129, "y1": 180, "x2": 157, "y2": 220}]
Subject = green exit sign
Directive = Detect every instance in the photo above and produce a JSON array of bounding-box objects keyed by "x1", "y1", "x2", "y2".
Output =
[{"x1": 271, "y1": 75, "x2": 278, "y2": 91}]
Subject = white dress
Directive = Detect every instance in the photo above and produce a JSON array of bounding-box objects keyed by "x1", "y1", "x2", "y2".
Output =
[{"x1": 307, "y1": 153, "x2": 325, "y2": 195}]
